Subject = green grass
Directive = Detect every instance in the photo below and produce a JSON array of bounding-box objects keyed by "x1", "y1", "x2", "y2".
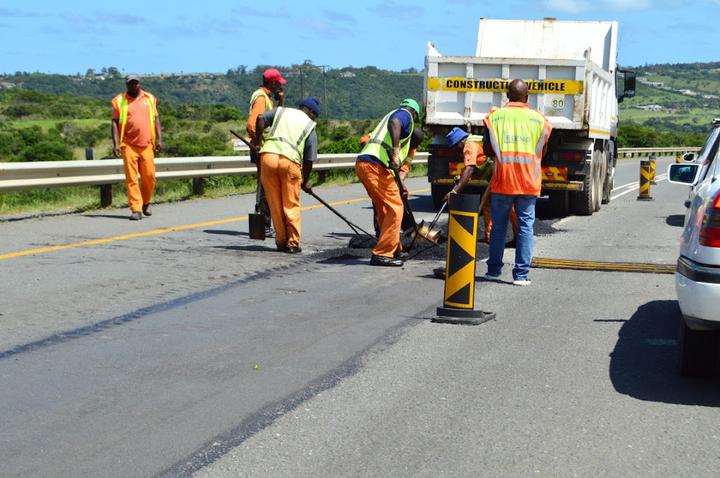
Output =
[{"x1": 10, "y1": 118, "x2": 106, "y2": 130}]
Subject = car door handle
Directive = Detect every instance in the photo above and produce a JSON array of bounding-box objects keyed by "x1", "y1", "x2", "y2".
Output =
[{"x1": 684, "y1": 200, "x2": 691, "y2": 208}]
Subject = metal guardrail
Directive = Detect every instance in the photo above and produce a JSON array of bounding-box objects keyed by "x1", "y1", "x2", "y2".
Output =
[
  {"x1": 616, "y1": 147, "x2": 700, "y2": 159},
  {"x1": 0, "y1": 153, "x2": 429, "y2": 193},
  {"x1": 0, "y1": 147, "x2": 698, "y2": 194}
]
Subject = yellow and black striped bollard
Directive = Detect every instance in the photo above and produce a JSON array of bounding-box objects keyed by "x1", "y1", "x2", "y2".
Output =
[
  {"x1": 432, "y1": 193, "x2": 495, "y2": 325},
  {"x1": 637, "y1": 159, "x2": 654, "y2": 201},
  {"x1": 649, "y1": 154, "x2": 657, "y2": 184}
]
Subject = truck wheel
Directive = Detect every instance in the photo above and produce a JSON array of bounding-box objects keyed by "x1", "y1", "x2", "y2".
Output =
[
  {"x1": 602, "y1": 159, "x2": 614, "y2": 204},
  {"x1": 593, "y1": 152, "x2": 606, "y2": 212},
  {"x1": 571, "y1": 158, "x2": 595, "y2": 216},
  {"x1": 678, "y1": 319, "x2": 720, "y2": 378},
  {"x1": 431, "y1": 184, "x2": 452, "y2": 211}
]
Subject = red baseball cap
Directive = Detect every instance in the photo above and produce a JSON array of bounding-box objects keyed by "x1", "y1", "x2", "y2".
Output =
[{"x1": 263, "y1": 68, "x2": 287, "y2": 84}]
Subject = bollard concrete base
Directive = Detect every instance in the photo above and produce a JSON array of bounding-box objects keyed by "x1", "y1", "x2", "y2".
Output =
[
  {"x1": 432, "y1": 307, "x2": 496, "y2": 325},
  {"x1": 636, "y1": 196, "x2": 654, "y2": 201}
]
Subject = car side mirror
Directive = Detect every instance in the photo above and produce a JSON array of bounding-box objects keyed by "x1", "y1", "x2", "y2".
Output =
[
  {"x1": 682, "y1": 152, "x2": 695, "y2": 162},
  {"x1": 668, "y1": 163, "x2": 700, "y2": 185}
]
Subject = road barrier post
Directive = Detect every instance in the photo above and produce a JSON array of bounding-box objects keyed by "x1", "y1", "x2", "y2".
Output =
[
  {"x1": 649, "y1": 154, "x2": 657, "y2": 185},
  {"x1": 432, "y1": 193, "x2": 495, "y2": 325},
  {"x1": 637, "y1": 160, "x2": 654, "y2": 201},
  {"x1": 192, "y1": 178, "x2": 205, "y2": 195},
  {"x1": 86, "y1": 148, "x2": 113, "y2": 207}
]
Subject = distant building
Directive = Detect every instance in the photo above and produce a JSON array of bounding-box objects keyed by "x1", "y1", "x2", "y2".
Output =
[
  {"x1": 637, "y1": 104, "x2": 664, "y2": 112},
  {"x1": 339, "y1": 71, "x2": 356, "y2": 78}
]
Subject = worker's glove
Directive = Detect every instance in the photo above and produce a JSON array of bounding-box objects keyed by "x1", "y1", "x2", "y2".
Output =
[
  {"x1": 301, "y1": 182, "x2": 313, "y2": 194},
  {"x1": 390, "y1": 147, "x2": 401, "y2": 168}
]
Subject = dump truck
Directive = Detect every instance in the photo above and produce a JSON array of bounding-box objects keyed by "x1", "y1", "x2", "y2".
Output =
[{"x1": 424, "y1": 18, "x2": 636, "y2": 214}]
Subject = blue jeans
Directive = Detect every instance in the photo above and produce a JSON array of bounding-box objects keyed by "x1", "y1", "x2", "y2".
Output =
[{"x1": 487, "y1": 194, "x2": 537, "y2": 280}]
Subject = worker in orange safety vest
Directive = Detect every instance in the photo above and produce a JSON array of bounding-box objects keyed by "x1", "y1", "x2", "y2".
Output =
[{"x1": 112, "y1": 74, "x2": 163, "y2": 220}]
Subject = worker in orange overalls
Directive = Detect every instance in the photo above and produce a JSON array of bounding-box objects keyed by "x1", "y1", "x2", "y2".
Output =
[
  {"x1": 252, "y1": 97, "x2": 320, "y2": 253},
  {"x1": 361, "y1": 128, "x2": 424, "y2": 237},
  {"x1": 355, "y1": 99, "x2": 422, "y2": 266},
  {"x1": 444, "y1": 126, "x2": 518, "y2": 244},
  {"x1": 111, "y1": 74, "x2": 163, "y2": 220},
  {"x1": 247, "y1": 68, "x2": 286, "y2": 236}
]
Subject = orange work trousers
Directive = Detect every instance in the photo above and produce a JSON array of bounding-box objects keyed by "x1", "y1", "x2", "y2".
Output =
[
  {"x1": 121, "y1": 143, "x2": 156, "y2": 213},
  {"x1": 260, "y1": 153, "x2": 302, "y2": 249},
  {"x1": 482, "y1": 191, "x2": 518, "y2": 241},
  {"x1": 355, "y1": 160, "x2": 403, "y2": 258}
]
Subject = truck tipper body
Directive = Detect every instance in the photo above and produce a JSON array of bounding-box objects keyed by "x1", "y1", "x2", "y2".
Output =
[{"x1": 424, "y1": 18, "x2": 636, "y2": 214}]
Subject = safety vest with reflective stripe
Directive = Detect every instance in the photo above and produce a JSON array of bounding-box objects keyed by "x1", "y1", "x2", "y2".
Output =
[
  {"x1": 113, "y1": 92, "x2": 157, "y2": 146},
  {"x1": 259, "y1": 107, "x2": 316, "y2": 164},
  {"x1": 359, "y1": 109, "x2": 414, "y2": 168},
  {"x1": 249, "y1": 88, "x2": 273, "y2": 112},
  {"x1": 483, "y1": 103, "x2": 552, "y2": 196}
]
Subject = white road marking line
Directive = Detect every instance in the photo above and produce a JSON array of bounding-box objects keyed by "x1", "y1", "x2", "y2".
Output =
[{"x1": 611, "y1": 174, "x2": 667, "y2": 200}]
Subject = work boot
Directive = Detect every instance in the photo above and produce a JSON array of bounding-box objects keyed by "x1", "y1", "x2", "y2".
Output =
[
  {"x1": 142, "y1": 204, "x2": 152, "y2": 217},
  {"x1": 129, "y1": 211, "x2": 142, "y2": 221},
  {"x1": 394, "y1": 250, "x2": 409, "y2": 260},
  {"x1": 433, "y1": 266, "x2": 446, "y2": 279},
  {"x1": 370, "y1": 254, "x2": 403, "y2": 267},
  {"x1": 285, "y1": 246, "x2": 302, "y2": 254},
  {"x1": 265, "y1": 226, "x2": 275, "y2": 238}
]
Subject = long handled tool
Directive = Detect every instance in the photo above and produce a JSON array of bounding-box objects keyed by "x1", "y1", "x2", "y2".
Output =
[
  {"x1": 390, "y1": 165, "x2": 441, "y2": 248},
  {"x1": 408, "y1": 200, "x2": 446, "y2": 251},
  {"x1": 230, "y1": 129, "x2": 267, "y2": 240},
  {"x1": 308, "y1": 190, "x2": 375, "y2": 239}
]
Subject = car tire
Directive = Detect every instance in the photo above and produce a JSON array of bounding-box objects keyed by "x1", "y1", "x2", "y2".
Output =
[{"x1": 678, "y1": 319, "x2": 720, "y2": 378}]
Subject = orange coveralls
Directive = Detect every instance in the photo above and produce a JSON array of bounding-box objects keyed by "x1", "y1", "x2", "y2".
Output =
[{"x1": 111, "y1": 90, "x2": 158, "y2": 213}]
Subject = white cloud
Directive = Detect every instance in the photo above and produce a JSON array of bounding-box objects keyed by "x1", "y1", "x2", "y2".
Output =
[{"x1": 543, "y1": 0, "x2": 654, "y2": 12}]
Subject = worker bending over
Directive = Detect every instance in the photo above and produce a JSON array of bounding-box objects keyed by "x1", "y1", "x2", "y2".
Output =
[
  {"x1": 355, "y1": 98, "x2": 422, "y2": 267},
  {"x1": 445, "y1": 126, "x2": 518, "y2": 244},
  {"x1": 253, "y1": 97, "x2": 320, "y2": 254}
]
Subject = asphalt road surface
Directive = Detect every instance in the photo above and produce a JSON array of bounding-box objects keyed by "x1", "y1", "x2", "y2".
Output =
[{"x1": 2, "y1": 157, "x2": 718, "y2": 477}]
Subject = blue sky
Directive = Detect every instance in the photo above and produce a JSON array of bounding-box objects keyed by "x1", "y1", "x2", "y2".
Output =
[{"x1": 0, "y1": 0, "x2": 717, "y2": 75}]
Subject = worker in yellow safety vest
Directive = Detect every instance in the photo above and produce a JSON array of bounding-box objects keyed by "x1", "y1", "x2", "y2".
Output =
[
  {"x1": 112, "y1": 74, "x2": 163, "y2": 220},
  {"x1": 356, "y1": 98, "x2": 421, "y2": 267},
  {"x1": 481, "y1": 79, "x2": 552, "y2": 286},
  {"x1": 253, "y1": 97, "x2": 320, "y2": 254}
]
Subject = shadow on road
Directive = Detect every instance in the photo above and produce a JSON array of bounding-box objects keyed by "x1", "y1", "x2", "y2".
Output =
[
  {"x1": 214, "y1": 245, "x2": 278, "y2": 252},
  {"x1": 609, "y1": 300, "x2": 720, "y2": 407},
  {"x1": 665, "y1": 214, "x2": 685, "y2": 227},
  {"x1": 204, "y1": 229, "x2": 246, "y2": 237},
  {"x1": 83, "y1": 213, "x2": 131, "y2": 220}
]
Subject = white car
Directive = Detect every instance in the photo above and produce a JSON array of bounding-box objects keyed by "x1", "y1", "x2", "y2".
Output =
[{"x1": 667, "y1": 119, "x2": 720, "y2": 377}]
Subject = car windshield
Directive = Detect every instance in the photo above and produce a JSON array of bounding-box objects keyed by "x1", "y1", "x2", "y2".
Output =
[{"x1": 697, "y1": 127, "x2": 720, "y2": 163}]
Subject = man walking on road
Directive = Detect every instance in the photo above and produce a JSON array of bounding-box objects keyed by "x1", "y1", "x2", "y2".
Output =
[
  {"x1": 482, "y1": 79, "x2": 552, "y2": 285},
  {"x1": 253, "y1": 97, "x2": 320, "y2": 254},
  {"x1": 112, "y1": 74, "x2": 163, "y2": 221},
  {"x1": 355, "y1": 98, "x2": 421, "y2": 267},
  {"x1": 247, "y1": 68, "x2": 287, "y2": 236}
]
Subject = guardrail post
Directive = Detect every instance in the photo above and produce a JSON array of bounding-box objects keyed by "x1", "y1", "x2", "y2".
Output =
[
  {"x1": 192, "y1": 178, "x2": 205, "y2": 195},
  {"x1": 86, "y1": 148, "x2": 113, "y2": 207},
  {"x1": 637, "y1": 160, "x2": 654, "y2": 201}
]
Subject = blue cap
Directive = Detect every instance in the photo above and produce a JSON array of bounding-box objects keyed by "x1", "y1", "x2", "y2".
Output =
[
  {"x1": 298, "y1": 96, "x2": 321, "y2": 117},
  {"x1": 446, "y1": 127, "x2": 469, "y2": 148}
]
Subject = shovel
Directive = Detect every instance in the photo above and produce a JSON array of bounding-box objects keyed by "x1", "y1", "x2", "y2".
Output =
[
  {"x1": 230, "y1": 130, "x2": 267, "y2": 240},
  {"x1": 307, "y1": 190, "x2": 375, "y2": 239},
  {"x1": 390, "y1": 165, "x2": 441, "y2": 249},
  {"x1": 408, "y1": 200, "x2": 446, "y2": 251}
]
